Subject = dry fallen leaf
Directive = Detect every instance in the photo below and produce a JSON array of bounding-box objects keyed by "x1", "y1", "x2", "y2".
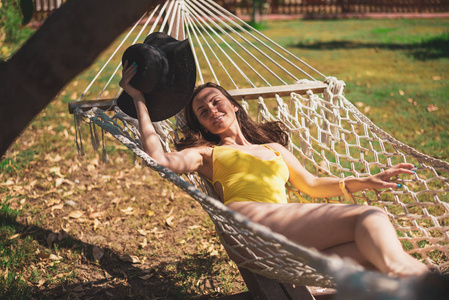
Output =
[
  {"x1": 51, "y1": 203, "x2": 64, "y2": 211},
  {"x1": 68, "y1": 211, "x2": 84, "y2": 219},
  {"x1": 2, "y1": 268, "x2": 8, "y2": 280},
  {"x1": 165, "y1": 216, "x2": 175, "y2": 227},
  {"x1": 407, "y1": 98, "x2": 417, "y2": 106},
  {"x1": 0, "y1": 180, "x2": 15, "y2": 186},
  {"x1": 52, "y1": 273, "x2": 66, "y2": 280},
  {"x1": 9, "y1": 233, "x2": 20, "y2": 240},
  {"x1": 65, "y1": 200, "x2": 76, "y2": 206},
  {"x1": 139, "y1": 273, "x2": 154, "y2": 280},
  {"x1": 138, "y1": 229, "x2": 148, "y2": 236},
  {"x1": 49, "y1": 167, "x2": 63, "y2": 178},
  {"x1": 49, "y1": 254, "x2": 63, "y2": 261},
  {"x1": 92, "y1": 246, "x2": 104, "y2": 260},
  {"x1": 139, "y1": 237, "x2": 148, "y2": 248},
  {"x1": 93, "y1": 218, "x2": 101, "y2": 231},
  {"x1": 188, "y1": 225, "x2": 202, "y2": 230},
  {"x1": 427, "y1": 104, "x2": 438, "y2": 112},
  {"x1": 120, "y1": 254, "x2": 140, "y2": 264},
  {"x1": 88, "y1": 212, "x2": 103, "y2": 219},
  {"x1": 56, "y1": 178, "x2": 74, "y2": 187},
  {"x1": 45, "y1": 154, "x2": 63, "y2": 163},
  {"x1": 144, "y1": 210, "x2": 155, "y2": 217},
  {"x1": 35, "y1": 250, "x2": 50, "y2": 259},
  {"x1": 37, "y1": 278, "x2": 46, "y2": 287},
  {"x1": 121, "y1": 207, "x2": 134, "y2": 215}
]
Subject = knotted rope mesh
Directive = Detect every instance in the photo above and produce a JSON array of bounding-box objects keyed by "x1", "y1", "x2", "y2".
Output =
[{"x1": 73, "y1": 77, "x2": 448, "y2": 289}]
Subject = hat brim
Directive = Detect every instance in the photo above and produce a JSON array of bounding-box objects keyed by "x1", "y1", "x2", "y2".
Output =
[{"x1": 117, "y1": 35, "x2": 196, "y2": 122}]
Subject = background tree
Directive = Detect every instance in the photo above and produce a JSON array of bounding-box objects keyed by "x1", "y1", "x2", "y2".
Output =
[{"x1": 0, "y1": 0, "x2": 160, "y2": 157}]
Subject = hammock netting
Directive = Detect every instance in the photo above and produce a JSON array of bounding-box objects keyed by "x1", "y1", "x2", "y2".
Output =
[{"x1": 70, "y1": 0, "x2": 449, "y2": 298}]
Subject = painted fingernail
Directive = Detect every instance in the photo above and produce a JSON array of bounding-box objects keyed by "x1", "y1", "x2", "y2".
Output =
[
  {"x1": 397, "y1": 183, "x2": 402, "y2": 188},
  {"x1": 411, "y1": 170, "x2": 416, "y2": 173}
]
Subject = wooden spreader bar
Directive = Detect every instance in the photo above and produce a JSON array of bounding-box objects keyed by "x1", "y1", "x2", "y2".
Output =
[
  {"x1": 229, "y1": 81, "x2": 327, "y2": 100},
  {"x1": 68, "y1": 98, "x2": 116, "y2": 114},
  {"x1": 68, "y1": 82, "x2": 327, "y2": 114}
]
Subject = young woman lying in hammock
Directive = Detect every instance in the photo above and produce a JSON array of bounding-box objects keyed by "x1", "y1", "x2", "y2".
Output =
[{"x1": 118, "y1": 33, "x2": 428, "y2": 278}]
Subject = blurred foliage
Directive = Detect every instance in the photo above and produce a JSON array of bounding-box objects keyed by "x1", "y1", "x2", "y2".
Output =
[{"x1": 0, "y1": 0, "x2": 35, "y2": 61}]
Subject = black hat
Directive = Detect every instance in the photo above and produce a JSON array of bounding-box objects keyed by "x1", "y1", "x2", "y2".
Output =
[{"x1": 117, "y1": 32, "x2": 196, "y2": 121}]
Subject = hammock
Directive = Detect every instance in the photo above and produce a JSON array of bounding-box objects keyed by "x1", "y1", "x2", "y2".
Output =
[{"x1": 69, "y1": 0, "x2": 449, "y2": 298}]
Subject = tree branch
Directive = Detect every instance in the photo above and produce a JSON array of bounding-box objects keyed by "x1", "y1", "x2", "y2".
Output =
[{"x1": 0, "y1": 0, "x2": 161, "y2": 156}]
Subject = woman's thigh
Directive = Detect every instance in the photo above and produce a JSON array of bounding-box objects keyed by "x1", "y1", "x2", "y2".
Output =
[{"x1": 226, "y1": 201, "x2": 379, "y2": 250}]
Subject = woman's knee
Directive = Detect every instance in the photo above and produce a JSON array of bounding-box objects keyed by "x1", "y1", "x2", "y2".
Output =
[
  {"x1": 357, "y1": 206, "x2": 390, "y2": 229},
  {"x1": 359, "y1": 206, "x2": 387, "y2": 218}
]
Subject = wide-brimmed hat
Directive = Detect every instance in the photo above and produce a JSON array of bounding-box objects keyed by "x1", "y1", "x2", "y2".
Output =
[{"x1": 117, "y1": 32, "x2": 196, "y2": 121}]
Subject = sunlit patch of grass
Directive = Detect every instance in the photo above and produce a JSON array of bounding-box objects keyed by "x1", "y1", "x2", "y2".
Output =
[{"x1": 0, "y1": 149, "x2": 37, "y2": 177}]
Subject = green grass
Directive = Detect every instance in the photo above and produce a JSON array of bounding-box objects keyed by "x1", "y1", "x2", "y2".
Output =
[
  {"x1": 0, "y1": 149, "x2": 37, "y2": 176},
  {"x1": 0, "y1": 203, "x2": 33, "y2": 299},
  {"x1": 270, "y1": 18, "x2": 449, "y2": 160}
]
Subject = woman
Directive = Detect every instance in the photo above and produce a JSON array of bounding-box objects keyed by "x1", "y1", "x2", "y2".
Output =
[{"x1": 119, "y1": 61, "x2": 428, "y2": 278}]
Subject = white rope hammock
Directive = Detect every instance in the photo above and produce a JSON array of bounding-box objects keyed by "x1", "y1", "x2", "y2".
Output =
[{"x1": 70, "y1": 0, "x2": 449, "y2": 297}]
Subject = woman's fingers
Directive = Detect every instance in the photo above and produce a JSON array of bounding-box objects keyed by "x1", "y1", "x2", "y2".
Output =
[
  {"x1": 123, "y1": 62, "x2": 137, "y2": 79},
  {"x1": 120, "y1": 61, "x2": 138, "y2": 88},
  {"x1": 386, "y1": 168, "x2": 415, "y2": 177},
  {"x1": 390, "y1": 163, "x2": 414, "y2": 170},
  {"x1": 369, "y1": 164, "x2": 416, "y2": 190},
  {"x1": 119, "y1": 61, "x2": 144, "y2": 99}
]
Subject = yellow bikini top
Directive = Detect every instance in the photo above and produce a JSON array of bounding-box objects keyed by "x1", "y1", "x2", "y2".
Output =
[{"x1": 212, "y1": 145, "x2": 289, "y2": 205}]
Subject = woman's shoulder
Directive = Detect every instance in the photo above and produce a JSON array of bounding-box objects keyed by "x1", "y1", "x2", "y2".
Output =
[
  {"x1": 180, "y1": 145, "x2": 213, "y2": 157},
  {"x1": 186, "y1": 146, "x2": 213, "y2": 178},
  {"x1": 265, "y1": 143, "x2": 295, "y2": 160},
  {"x1": 265, "y1": 142, "x2": 286, "y2": 152}
]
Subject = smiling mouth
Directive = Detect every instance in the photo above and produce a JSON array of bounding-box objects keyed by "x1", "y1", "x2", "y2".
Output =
[{"x1": 213, "y1": 115, "x2": 224, "y2": 124}]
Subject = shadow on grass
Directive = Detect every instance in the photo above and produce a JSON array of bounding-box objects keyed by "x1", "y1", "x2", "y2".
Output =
[
  {"x1": 290, "y1": 33, "x2": 449, "y2": 60},
  {"x1": 1, "y1": 213, "x2": 228, "y2": 299}
]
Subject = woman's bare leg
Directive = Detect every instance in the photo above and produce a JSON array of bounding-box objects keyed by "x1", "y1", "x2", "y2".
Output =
[
  {"x1": 322, "y1": 242, "x2": 376, "y2": 270},
  {"x1": 226, "y1": 202, "x2": 428, "y2": 277}
]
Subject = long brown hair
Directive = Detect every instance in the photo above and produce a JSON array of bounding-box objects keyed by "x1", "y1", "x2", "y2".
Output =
[{"x1": 174, "y1": 82, "x2": 289, "y2": 150}]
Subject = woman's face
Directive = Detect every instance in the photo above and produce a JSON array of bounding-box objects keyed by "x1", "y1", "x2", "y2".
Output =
[{"x1": 191, "y1": 87, "x2": 238, "y2": 135}]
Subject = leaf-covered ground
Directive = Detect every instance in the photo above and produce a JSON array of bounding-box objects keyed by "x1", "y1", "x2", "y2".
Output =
[{"x1": 1, "y1": 100, "x2": 244, "y2": 298}]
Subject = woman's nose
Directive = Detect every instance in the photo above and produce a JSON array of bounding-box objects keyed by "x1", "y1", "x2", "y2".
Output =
[{"x1": 209, "y1": 105, "x2": 218, "y2": 115}]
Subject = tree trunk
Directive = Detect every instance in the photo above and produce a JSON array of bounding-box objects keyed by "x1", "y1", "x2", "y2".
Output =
[{"x1": 0, "y1": 0, "x2": 161, "y2": 157}]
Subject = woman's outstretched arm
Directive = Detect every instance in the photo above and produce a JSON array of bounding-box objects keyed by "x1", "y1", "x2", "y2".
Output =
[
  {"x1": 270, "y1": 143, "x2": 415, "y2": 198},
  {"x1": 119, "y1": 61, "x2": 204, "y2": 174}
]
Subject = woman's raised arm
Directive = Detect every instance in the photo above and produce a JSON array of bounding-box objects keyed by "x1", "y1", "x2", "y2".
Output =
[
  {"x1": 119, "y1": 61, "x2": 204, "y2": 174},
  {"x1": 271, "y1": 143, "x2": 414, "y2": 199}
]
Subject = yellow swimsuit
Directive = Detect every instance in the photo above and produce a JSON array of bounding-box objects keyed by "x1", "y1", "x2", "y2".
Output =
[{"x1": 212, "y1": 145, "x2": 289, "y2": 205}]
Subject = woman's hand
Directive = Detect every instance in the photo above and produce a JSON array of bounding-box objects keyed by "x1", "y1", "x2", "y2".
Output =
[
  {"x1": 365, "y1": 163, "x2": 415, "y2": 190},
  {"x1": 119, "y1": 60, "x2": 143, "y2": 99}
]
